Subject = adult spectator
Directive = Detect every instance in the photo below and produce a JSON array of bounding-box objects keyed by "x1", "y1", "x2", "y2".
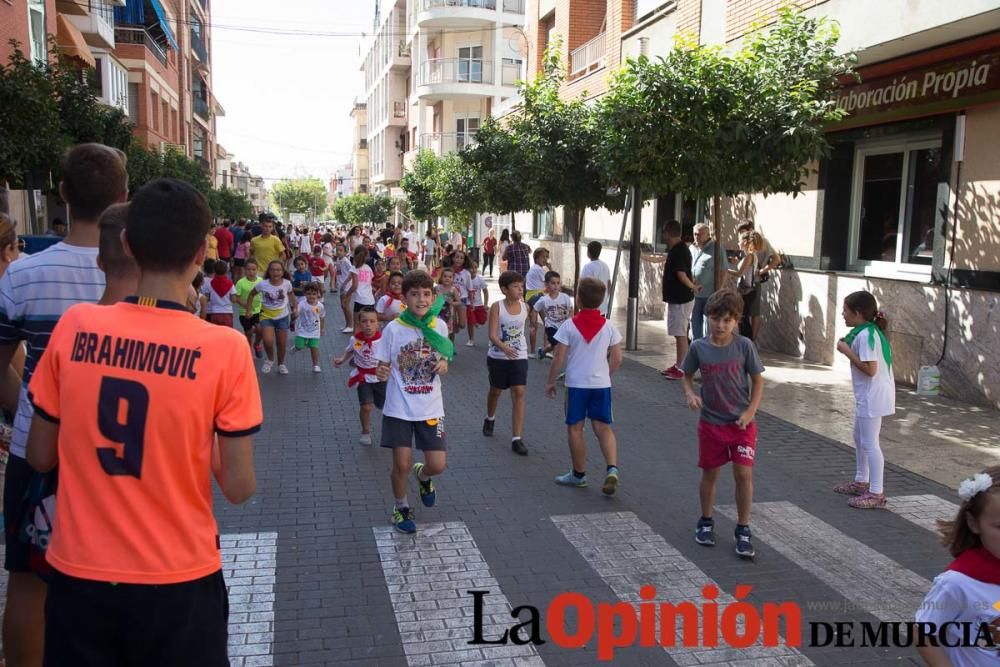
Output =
[
  {"x1": 205, "y1": 222, "x2": 219, "y2": 261},
  {"x1": 450, "y1": 229, "x2": 464, "y2": 252},
  {"x1": 250, "y1": 215, "x2": 286, "y2": 269},
  {"x1": 735, "y1": 221, "x2": 780, "y2": 340},
  {"x1": 380, "y1": 223, "x2": 395, "y2": 245},
  {"x1": 215, "y1": 219, "x2": 235, "y2": 263},
  {"x1": 347, "y1": 226, "x2": 364, "y2": 252},
  {"x1": 481, "y1": 228, "x2": 497, "y2": 277},
  {"x1": 231, "y1": 220, "x2": 245, "y2": 246},
  {"x1": 503, "y1": 230, "x2": 531, "y2": 278},
  {"x1": 497, "y1": 228, "x2": 511, "y2": 272},
  {"x1": 690, "y1": 223, "x2": 717, "y2": 340},
  {"x1": 405, "y1": 223, "x2": 419, "y2": 250},
  {"x1": 642, "y1": 219, "x2": 697, "y2": 380},
  {"x1": 728, "y1": 230, "x2": 765, "y2": 340},
  {"x1": 0, "y1": 143, "x2": 126, "y2": 665},
  {"x1": 580, "y1": 240, "x2": 612, "y2": 316},
  {"x1": 46, "y1": 218, "x2": 67, "y2": 238}
]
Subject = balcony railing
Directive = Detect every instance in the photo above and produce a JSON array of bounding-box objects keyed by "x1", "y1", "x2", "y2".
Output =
[
  {"x1": 191, "y1": 30, "x2": 208, "y2": 62},
  {"x1": 193, "y1": 96, "x2": 210, "y2": 119},
  {"x1": 422, "y1": 0, "x2": 495, "y2": 9},
  {"x1": 114, "y1": 26, "x2": 167, "y2": 65},
  {"x1": 419, "y1": 132, "x2": 478, "y2": 154},
  {"x1": 502, "y1": 0, "x2": 525, "y2": 12},
  {"x1": 570, "y1": 32, "x2": 606, "y2": 78},
  {"x1": 501, "y1": 61, "x2": 522, "y2": 86},
  {"x1": 420, "y1": 58, "x2": 494, "y2": 86}
]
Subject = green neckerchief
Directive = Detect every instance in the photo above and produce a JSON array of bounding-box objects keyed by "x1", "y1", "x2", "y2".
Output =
[
  {"x1": 398, "y1": 295, "x2": 455, "y2": 361},
  {"x1": 843, "y1": 321, "x2": 891, "y2": 369}
]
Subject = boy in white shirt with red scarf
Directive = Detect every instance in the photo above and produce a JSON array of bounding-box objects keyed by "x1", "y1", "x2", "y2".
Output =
[{"x1": 334, "y1": 307, "x2": 386, "y2": 445}]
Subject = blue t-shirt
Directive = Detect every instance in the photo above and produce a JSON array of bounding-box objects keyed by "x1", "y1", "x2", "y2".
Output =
[{"x1": 292, "y1": 270, "x2": 312, "y2": 296}]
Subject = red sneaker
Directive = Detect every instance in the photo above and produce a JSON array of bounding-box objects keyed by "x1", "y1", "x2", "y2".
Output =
[{"x1": 664, "y1": 367, "x2": 685, "y2": 380}]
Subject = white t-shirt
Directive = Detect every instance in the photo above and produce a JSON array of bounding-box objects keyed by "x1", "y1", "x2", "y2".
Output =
[
  {"x1": 916, "y1": 570, "x2": 1000, "y2": 667},
  {"x1": 533, "y1": 292, "x2": 573, "y2": 330},
  {"x1": 296, "y1": 298, "x2": 325, "y2": 338},
  {"x1": 487, "y1": 299, "x2": 529, "y2": 360},
  {"x1": 346, "y1": 334, "x2": 382, "y2": 384},
  {"x1": 375, "y1": 319, "x2": 450, "y2": 421},
  {"x1": 336, "y1": 257, "x2": 353, "y2": 289},
  {"x1": 468, "y1": 276, "x2": 486, "y2": 307},
  {"x1": 203, "y1": 281, "x2": 236, "y2": 315},
  {"x1": 299, "y1": 234, "x2": 312, "y2": 256},
  {"x1": 554, "y1": 319, "x2": 623, "y2": 389},
  {"x1": 452, "y1": 268, "x2": 472, "y2": 300},
  {"x1": 376, "y1": 293, "x2": 404, "y2": 320},
  {"x1": 257, "y1": 279, "x2": 293, "y2": 320},
  {"x1": 580, "y1": 258, "x2": 612, "y2": 312},
  {"x1": 351, "y1": 264, "x2": 375, "y2": 305},
  {"x1": 525, "y1": 264, "x2": 547, "y2": 292},
  {"x1": 850, "y1": 328, "x2": 896, "y2": 418}
]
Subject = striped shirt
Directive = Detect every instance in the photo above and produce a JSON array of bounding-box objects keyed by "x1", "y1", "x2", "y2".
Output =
[{"x1": 0, "y1": 243, "x2": 105, "y2": 458}]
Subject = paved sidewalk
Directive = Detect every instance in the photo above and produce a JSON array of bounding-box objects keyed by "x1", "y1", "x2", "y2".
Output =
[{"x1": 210, "y1": 283, "x2": 972, "y2": 666}]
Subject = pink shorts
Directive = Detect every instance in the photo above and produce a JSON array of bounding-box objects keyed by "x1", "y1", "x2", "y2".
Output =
[{"x1": 698, "y1": 420, "x2": 757, "y2": 469}]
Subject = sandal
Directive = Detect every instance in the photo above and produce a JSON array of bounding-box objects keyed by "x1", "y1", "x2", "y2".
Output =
[
  {"x1": 848, "y1": 491, "x2": 887, "y2": 509},
  {"x1": 833, "y1": 480, "x2": 869, "y2": 496}
]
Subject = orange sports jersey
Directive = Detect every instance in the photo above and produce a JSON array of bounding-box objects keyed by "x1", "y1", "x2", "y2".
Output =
[{"x1": 28, "y1": 297, "x2": 263, "y2": 585}]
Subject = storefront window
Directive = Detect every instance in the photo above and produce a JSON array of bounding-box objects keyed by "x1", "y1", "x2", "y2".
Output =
[{"x1": 849, "y1": 137, "x2": 942, "y2": 272}]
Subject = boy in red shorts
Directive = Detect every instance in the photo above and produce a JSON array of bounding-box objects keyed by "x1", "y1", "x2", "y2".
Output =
[
  {"x1": 680, "y1": 290, "x2": 764, "y2": 559},
  {"x1": 25, "y1": 178, "x2": 261, "y2": 665}
]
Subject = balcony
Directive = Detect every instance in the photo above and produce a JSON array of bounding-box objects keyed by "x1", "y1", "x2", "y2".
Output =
[
  {"x1": 193, "y1": 95, "x2": 210, "y2": 120},
  {"x1": 114, "y1": 26, "x2": 168, "y2": 65},
  {"x1": 63, "y1": 0, "x2": 117, "y2": 49},
  {"x1": 191, "y1": 30, "x2": 208, "y2": 64},
  {"x1": 417, "y1": 0, "x2": 525, "y2": 28},
  {"x1": 418, "y1": 58, "x2": 502, "y2": 100},
  {"x1": 570, "y1": 32, "x2": 606, "y2": 79},
  {"x1": 419, "y1": 132, "x2": 478, "y2": 155}
]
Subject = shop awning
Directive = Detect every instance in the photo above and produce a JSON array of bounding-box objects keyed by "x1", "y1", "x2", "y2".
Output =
[
  {"x1": 56, "y1": 14, "x2": 96, "y2": 68},
  {"x1": 113, "y1": 0, "x2": 179, "y2": 51}
]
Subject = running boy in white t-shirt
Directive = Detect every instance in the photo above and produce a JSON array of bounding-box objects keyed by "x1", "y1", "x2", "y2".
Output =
[
  {"x1": 465, "y1": 260, "x2": 488, "y2": 347},
  {"x1": 374, "y1": 271, "x2": 453, "y2": 534},
  {"x1": 335, "y1": 244, "x2": 354, "y2": 332},
  {"x1": 545, "y1": 278, "x2": 623, "y2": 495},
  {"x1": 524, "y1": 247, "x2": 549, "y2": 355},
  {"x1": 204, "y1": 259, "x2": 238, "y2": 328},
  {"x1": 533, "y1": 270, "x2": 572, "y2": 359},
  {"x1": 334, "y1": 306, "x2": 386, "y2": 446},
  {"x1": 483, "y1": 270, "x2": 529, "y2": 456},
  {"x1": 376, "y1": 271, "x2": 405, "y2": 324},
  {"x1": 294, "y1": 282, "x2": 326, "y2": 372}
]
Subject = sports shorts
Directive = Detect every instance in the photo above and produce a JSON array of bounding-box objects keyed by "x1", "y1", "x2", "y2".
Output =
[
  {"x1": 487, "y1": 357, "x2": 528, "y2": 390},
  {"x1": 698, "y1": 420, "x2": 757, "y2": 469},
  {"x1": 357, "y1": 381, "x2": 387, "y2": 408},
  {"x1": 565, "y1": 387, "x2": 613, "y2": 425},
  {"x1": 380, "y1": 415, "x2": 446, "y2": 451}
]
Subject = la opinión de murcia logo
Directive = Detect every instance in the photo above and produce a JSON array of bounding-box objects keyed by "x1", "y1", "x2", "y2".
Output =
[{"x1": 466, "y1": 586, "x2": 999, "y2": 661}]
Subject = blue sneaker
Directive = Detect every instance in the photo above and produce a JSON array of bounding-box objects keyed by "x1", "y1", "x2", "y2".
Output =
[
  {"x1": 602, "y1": 467, "x2": 619, "y2": 496},
  {"x1": 695, "y1": 518, "x2": 715, "y2": 546},
  {"x1": 555, "y1": 471, "x2": 587, "y2": 488},
  {"x1": 413, "y1": 463, "x2": 436, "y2": 508},
  {"x1": 392, "y1": 506, "x2": 416, "y2": 534},
  {"x1": 537, "y1": 347, "x2": 545, "y2": 360},
  {"x1": 735, "y1": 525, "x2": 755, "y2": 558}
]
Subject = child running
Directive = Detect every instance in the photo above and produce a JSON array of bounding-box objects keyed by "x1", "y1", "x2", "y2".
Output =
[
  {"x1": 483, "y1": 270, "x2": 530, "y2": 456},
  {"x1": 465, "y1": 260, "x2": 488, "y2": 347},
  {"x1": 189, "y1": 271, "x2": 207, "y2": 318},
  {"x1": 308, "y1": 244, "x2": 330, "y2": 286},
  {"x1": 525, "y1": 247, "x2": 549, "y2": 356},
  {"x1": 533, "y1": 270, "x2": 572, "y2": 359},
  {"x1": 680, "y1": 290, "x2": 764, "y2": 559},
  {"x1": 236, "y1": 259, "x2": 264, "y2": 357},
  {"x1": 436, "y1": 267, "x2": 461, "y2": 344},
  {"x1": 545, "y1": 277, "x2": 622, "y2": 494},
  {"x1": 916, "y1": 467, "x2": 1000, "y2": 667},
  {"x1": 334, "y1": 306, "x2": 386, "y2": 445},
  {"x1": 381, "y1": 256, "x2": 403, "y2": 295},
  {"x1": 336, "y1": 244, "x2": 354, "y2": 332},
  {"x1": 833, "y1": 290, "x2": 895, "y2": 509},
  {"x1": 205, "y1": 260, "x2": 237, "y2": 328},
  {"x1": 294, "y1": 282, "x2": 326, "y2": 373},
  {"x1": 244, "y1": 259, "x2": 294, "y2": 375},
  {"x1": 291, "y1": 256, "x2": 312, "y2": 300},
  {"x1": 376, "y1": 271, "x2": 405, "y2": 324},
  {"x1": 374, "y1": 271, "x2": 453, "y2": 534}
]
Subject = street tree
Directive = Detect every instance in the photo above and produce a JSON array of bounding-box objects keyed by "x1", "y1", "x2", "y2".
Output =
[
  {"x1": 271, "y1": 178, "x2": 328, "y2": 220},
  {"x1": 400, "y1": 150, "x2": 439, "y2": 223},
  {"x1": 209, "y1": 187, "x2": 254, "y2": 221},
  {"x1": 432, "y1": 152, "x2": 483, "y2": 233},
  {"x1": 125, "y1": 143, "x2": 212, "y2": 196},
  {"x1": 594, "y1": 9, "x2": 854, "y2": 285},
  {"x1": 460, "y1": 118, "x2": 531, "y2": 228},
  {"x1": 332, "y1": 193, "x2": 395, "y2": 228}
]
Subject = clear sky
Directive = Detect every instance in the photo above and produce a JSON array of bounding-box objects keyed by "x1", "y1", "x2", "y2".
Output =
[{"x1": 212, "y1": 0, "x2": 373, "y2": 189}]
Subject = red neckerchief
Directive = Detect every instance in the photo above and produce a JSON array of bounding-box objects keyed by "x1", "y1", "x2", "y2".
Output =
[
  {"x1": 210, "y1": 275, "x2": 234, "y2": 298},
  {"x1": 347, "y1": 330, "x2": 383, "y2": 387},
  {"x1": 572, "y1": 308, "x2": 606, "y2": 343},
  {"x1": 383, "y1": 291, "x2": 402, "y2": 312},
  {"x1": 947, "y1": 546, "x2": 1000, "y2": 585}
]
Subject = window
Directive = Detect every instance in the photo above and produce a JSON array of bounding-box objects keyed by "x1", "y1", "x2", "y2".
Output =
[
  {"x1": 27, "y1": 0, "x2": 47, "y2": 64},
  {"x1": 502, "y1": 57, "x2": 523, "y2": 86},
  {"x1": 151, "y1": 92, "x2": 160, "y2": 131},
  {"x1": 456, "y1": 116, "x2": 480, "y2": 150},
  {"x1": 128, "y1": 83, "x2": 140, "y2": 123},
  {"x1": 849, "y1": 136, "x2": 943, "y2": 272},
  {"x1": 457, "y1": 46, "x2": 483, "y2": 83},
  {"x1": 533, "y1": 208, "x2": 555, "y2": 238},
  {"x1": 635, "y1": 0, "x2": 670, "y2": 22}
]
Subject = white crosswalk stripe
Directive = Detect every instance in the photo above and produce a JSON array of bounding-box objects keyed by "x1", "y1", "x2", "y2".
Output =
[
  {"x1": 374, "y1": 522, "x2": 545, "y2": 666},
  {"x1": 223, "y1": 532, "x2": 278, "y2": 667},
  {"x1": 888, "y1": 494, "x2": 959, "y2": 533},
  {"x1": 552, "y1": 512, "x2": 812, "y2": 666},
  {"x1": 717, "y1": 502, "x2": 930, "y2": 623}
]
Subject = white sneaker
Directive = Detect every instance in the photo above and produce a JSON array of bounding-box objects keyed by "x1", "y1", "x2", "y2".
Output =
[
  {"x1": 313, "y1": 365, "x2": 322, "y2": 373},
  {"x1": 359, "y1": 433, "x2": 373, "y2": 446},
  {"x1": 465, "y1": 340, "x2": 475, "y2": 347},
  {"x1": 260, "y1": 361, "x2": 272, "y2": 374},
  {"x1": 341, "y1": 326, "x2": 354, "y2": 334},
  {"x1": 277, "y1": 364, "x2": 289, "y2": 375}
]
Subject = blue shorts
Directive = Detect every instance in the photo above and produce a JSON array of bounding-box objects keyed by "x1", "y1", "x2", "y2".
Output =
[
  {"x1": 261, "y1": 315, "x2": 290, "y2": 331},
  {"x1": 565, "y1": 387, "x2": 613, "y2": 425}
]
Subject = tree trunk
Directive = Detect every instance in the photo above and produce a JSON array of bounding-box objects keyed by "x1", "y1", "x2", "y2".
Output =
[
  {"x1": 570, "y1": 208, "x2": 583, "y2": 292},
  {"x1": 712, "y1": 194, "x2": 723, "y2": 293}
]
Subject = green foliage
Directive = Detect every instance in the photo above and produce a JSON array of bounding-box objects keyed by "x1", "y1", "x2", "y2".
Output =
[
  {"x1": 332, "y1": 193, "x2": 395, "y2": 227},
  {"x1": 0, "y1": 40, "x2": 133, "y2": 188},
  {"x1": 594, "y1": 9, "x2": 855, "y2": 199},
  {"x1": 400, "y1": 150, "x2": 439, "y2": 222},
  {"x1": 432, "y1": 153, "x2": 482, "y2": 233},
  {"x1": 270, "y1": 178, "x2": 328, "y2": 219},
  {"x1": 208, "y1": 187, "x2": 254, "y2": 221},
  {"x1": 125, "y1": 142, "x2": 212, "y2": 196}
]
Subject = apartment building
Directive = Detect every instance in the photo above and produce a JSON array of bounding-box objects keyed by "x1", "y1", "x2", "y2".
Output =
[
  {"x1": 360, "y1": 0, "x2": 527, "y2": 205},
  {"x1": 524, "y1": 0, "x2": 1000, "y2": 407},
  {"x1": 113, "y1": 0, "x2": 221, "y2": 176},
  {"x1": 351, "y1": 99, "x2": 370, "y2": 194}
]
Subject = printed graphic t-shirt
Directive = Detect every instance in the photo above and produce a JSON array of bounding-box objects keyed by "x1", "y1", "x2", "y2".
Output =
[
  {"x1": 680, "y1": 335, "x2": 765, "y2": 424},
  {"x1": 28, "y1": 299, "x2": 263, "y2": 584},
  {"x1": 351, "y1": 264, "x2": 376, "y2": 305},
  {"x1": 257, "y1": 280, "x2": 292, "y2": 320},
  {"x1": 374, "y1": 318, "x2": 449, "y2": 421},
  {"x1": 533, "y1": 292, "x2": 573, "y2": 330},
  {"x1": 296, "y1": 299, "x2": 325, "y2": 339}
]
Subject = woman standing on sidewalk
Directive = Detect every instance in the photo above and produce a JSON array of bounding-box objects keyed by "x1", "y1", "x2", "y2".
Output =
[
  {"x1": 497, "y1": 228, "x2": 510, "y2": 273},
  {"x1": 482, "y1": 229, "x2": 497, "y2": 277}
]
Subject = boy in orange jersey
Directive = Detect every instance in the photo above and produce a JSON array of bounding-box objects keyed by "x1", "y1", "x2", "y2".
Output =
[{"x1": 25, "y1": 178, "x2": 261, "y2": 666}]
